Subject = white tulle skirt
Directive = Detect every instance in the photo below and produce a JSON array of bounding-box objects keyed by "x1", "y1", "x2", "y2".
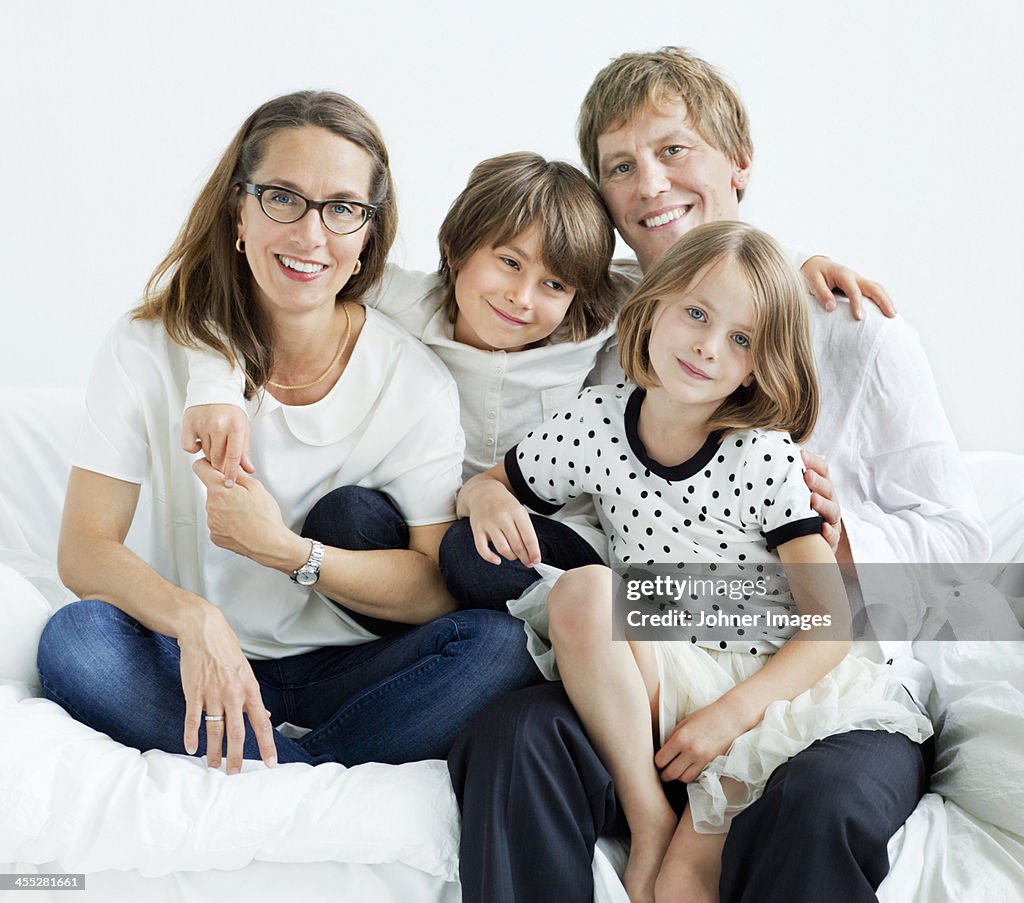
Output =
[{"x1": 507, "y1": 564, "x2": 934, "y2": 834}]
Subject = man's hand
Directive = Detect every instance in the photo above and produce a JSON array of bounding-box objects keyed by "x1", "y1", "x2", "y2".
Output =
[
  {"x1": 801, "y1": 449, "x2": 851, "y2": 563},
  {"x1": 181, "y1": 404, "x2": 254, "y2": 487},
  {"x1": 800, "y1": 255, "x2": 895, "y2": 321}
]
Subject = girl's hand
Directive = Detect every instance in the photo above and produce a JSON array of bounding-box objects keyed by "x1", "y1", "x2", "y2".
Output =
[
  {"x1": 181, "y1": 404, "x2": 254, "y2": 487},
  {"x1": 466, "y1": 480, "x2": 541, "y2": 568},
  {"x1": 193, "y1": 458, "x2": 307, "y2": 570},
  {"x1": 799, "y1": 256, "x2": 896, "y2": 321},
  {"x1": 654, "y1": 695, "x2": 751, "y2": 783},
  {"x1": 179, "y1": 605, "x2": 277, "y2": 774}
]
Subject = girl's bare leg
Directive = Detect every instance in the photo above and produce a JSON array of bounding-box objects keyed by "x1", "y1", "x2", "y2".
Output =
[
  {"x1": 548, "y1": 565, "x2": 676, "y2": 903},
  {"x1": 654, "y1": 810, "x2": 727, "y2": 903}
]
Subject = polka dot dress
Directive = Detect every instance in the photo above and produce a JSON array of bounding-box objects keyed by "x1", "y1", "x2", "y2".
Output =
[{"x1": 505, "y1": 385, "x2": 822, "y2": 653}]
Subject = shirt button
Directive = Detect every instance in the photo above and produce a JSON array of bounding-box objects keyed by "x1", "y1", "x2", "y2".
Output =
[
  {"x1": 487, "y1": 410, "x2": 496, "y2": 420},
  {"x1": 485, "y1": 438, "x2": 495, "y2": 446}
]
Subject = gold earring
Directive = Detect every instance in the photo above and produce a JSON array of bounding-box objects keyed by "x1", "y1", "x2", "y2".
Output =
[
  {"x1": 235, "y1": 238, "x2": 246, "y2": 254},
  {"x1": 353, "y1": 259, "x2": 362, "y2": 275}
]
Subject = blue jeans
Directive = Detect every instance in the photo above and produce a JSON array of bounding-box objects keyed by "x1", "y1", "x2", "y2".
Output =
[
  {"x1": 439, "y1": 515, "x2": 604, "y2": 611},
  {"x1": 301, "y1": 485, "x2": 414, "y2": 636},
  {"x1": 38, "y1": 599, "x2": 542, "y2": 766}
]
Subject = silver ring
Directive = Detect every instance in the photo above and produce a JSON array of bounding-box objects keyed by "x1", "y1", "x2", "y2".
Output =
[{"x1": 204, "y1": 714, "x2": 224, "y2": 722}]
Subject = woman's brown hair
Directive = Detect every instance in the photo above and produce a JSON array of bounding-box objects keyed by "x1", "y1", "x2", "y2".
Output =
[{"x1": 134, "y1": 90, "x2": 397, "y2": 397}]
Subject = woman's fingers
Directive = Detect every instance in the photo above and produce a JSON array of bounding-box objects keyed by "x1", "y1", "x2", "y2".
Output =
[
  {"x1": 183, "y1": 692, "x2": 202, "y2": 756},
  {"x1": 204, "y1": 708, "x2": 226, "y2": 770},
  {"x1": 224, "y1": 702, "x2": 247, "y2": 776},
  {"x1": 247, "y1": 698, "x2": 278, "y2": 769}
]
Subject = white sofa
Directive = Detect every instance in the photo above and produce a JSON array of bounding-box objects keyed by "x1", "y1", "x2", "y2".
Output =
[{"x1": 1, "y1": 387, "x2": 1023, "y2": 902}]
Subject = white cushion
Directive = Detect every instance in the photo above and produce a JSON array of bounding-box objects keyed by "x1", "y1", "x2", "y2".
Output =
[{"x1": 0, "y1": 562, "x2": 51, "y2": 687}]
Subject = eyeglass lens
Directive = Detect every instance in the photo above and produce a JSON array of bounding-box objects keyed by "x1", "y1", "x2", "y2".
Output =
[{"x1": 259, "y1": 186, "x2": 368, "y2": 234}]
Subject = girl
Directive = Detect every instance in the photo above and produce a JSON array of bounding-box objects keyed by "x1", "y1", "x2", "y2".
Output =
[
  {"x1": 456, "y1": 221, "x2": 932, "y2": 903},
  {"x1": 180, "y1": 155, "x2": 895, "y2": 629}
]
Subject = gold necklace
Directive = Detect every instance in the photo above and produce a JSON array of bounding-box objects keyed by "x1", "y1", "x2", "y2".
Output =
[{"x1": 268, "y1": 304, "x2": 352, "y2": 391}]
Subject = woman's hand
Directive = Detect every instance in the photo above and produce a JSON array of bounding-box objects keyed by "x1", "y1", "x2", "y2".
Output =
[
  {"x1": 193, "y1": 458, "x2": 308, "y2": 571},
  {"x1": 181, "y1": 404, "x2": 254, "y2": 487},
  {"x1": 799, "y1": 255, "x2": 895, "y2": 321},
  {"x1": 178, "y1": 605, "x2": 277, "y2": 774},
  {"x1": 461, "y1": 479, "x2": 541, "y2": 568},
  {"x1": 654, "y1": 694, "x2": 751, "y2": 783}
]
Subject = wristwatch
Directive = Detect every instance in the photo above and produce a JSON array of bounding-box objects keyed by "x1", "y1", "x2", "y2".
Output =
[{"x1": 291, "y1": 539, "x2": 325, "y2": 586}]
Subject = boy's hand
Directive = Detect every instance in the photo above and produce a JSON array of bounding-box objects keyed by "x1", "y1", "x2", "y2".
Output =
[
  {"x1": 800, "y1": 255, "x2": 895, "y2": 321},
  {"x1": 181, "y1": 404, "x2": 254, "y2": 487}
]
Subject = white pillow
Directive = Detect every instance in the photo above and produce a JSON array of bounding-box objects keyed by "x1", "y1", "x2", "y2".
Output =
[{"x1": 0, "y1": 562, "x2": 52, "y2": 687}]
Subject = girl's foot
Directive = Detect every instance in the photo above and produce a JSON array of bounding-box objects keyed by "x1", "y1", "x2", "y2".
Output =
[{"x1": 623, "y1": 810, "x2": 677, "y2": 903}]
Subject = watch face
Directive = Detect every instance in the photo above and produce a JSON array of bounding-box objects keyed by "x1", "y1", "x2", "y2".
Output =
[{"x1": 295, "y1": 568, "x2": 318, "y2": 586}]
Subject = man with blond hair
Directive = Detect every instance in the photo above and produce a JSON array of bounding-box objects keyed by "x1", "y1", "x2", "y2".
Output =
[{"x1": 449, "y1": 47, "x2": 987, "y2": 903}]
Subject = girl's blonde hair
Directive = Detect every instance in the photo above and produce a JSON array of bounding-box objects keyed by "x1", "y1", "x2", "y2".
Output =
[
  {"x1": 134, "y1": 91, "x2": 397, "y2": 397},
  {"x1": 617, "y1": 221, "x2": 818, "y2": 443},
  {"x1": 437, "y1": 152, "x2": 622, "y2": 343}
]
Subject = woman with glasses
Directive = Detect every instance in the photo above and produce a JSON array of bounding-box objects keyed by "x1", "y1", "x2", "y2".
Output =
[{"x1": 36, "y1": 91, "x2": 540, "y2": 775}]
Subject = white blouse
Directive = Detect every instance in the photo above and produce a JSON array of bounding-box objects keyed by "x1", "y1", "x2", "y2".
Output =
[{"x1": 75, "y1": 308, "x2": 465, "y2": 659}]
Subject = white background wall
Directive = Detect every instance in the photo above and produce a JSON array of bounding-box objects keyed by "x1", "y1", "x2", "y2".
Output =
[{"x1": 2, "y1": 0, "x2": 1021, "y2": 452}]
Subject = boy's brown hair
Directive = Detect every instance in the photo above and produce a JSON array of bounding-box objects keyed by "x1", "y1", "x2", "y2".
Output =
[{"x1": 437, "y1": 152, "x2": 621, "y2": 342}]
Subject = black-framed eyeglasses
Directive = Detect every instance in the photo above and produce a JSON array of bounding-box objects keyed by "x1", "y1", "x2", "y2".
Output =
[{"x1": 241, "y1": 182, "x2": 377, "y2": 235}]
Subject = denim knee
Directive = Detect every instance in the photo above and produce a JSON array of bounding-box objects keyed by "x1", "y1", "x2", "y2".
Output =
[
  {"x1": 37, "y1": 600, "x2": 136, "y2": 704},
  {"x1": 302, "y1": 485, "x2": 408, "y2": 551},
  {"x1": 439, "y1": 519, "x2": 535, "y2": 611},
  {"x1": 446, "y1": 609, "x2": 542, "y2": 692}
]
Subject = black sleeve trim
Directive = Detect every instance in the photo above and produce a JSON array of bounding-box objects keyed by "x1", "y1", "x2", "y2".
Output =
[
  {"x1": 764, "y1": 516, "x2": 823, "y2": 552},
  {"x1": 504, "y1": 446, "x2": 564, "y2": 516}
]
